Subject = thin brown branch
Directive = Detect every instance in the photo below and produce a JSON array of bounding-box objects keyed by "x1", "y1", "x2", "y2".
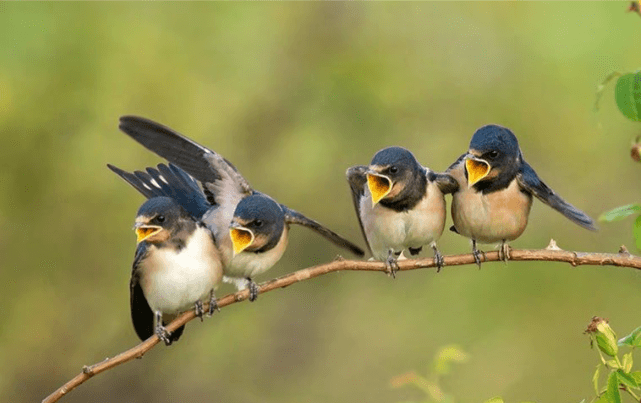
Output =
[{"x1": 42, "y1": 242, "x2": 641, "y2": 403}]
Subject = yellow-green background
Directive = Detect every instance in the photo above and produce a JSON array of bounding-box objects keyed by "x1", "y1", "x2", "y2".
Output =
[{"x1": 1, "y1": 3, "x2": 639, "y2": 402}]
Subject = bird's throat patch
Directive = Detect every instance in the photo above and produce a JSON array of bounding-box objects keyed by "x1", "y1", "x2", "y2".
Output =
[
  {"x1": 465, "y1": 158, "x2": 491, "y2": 187},
  {"x1": 367, "y1": 173, "x2": 392, "y2": 205},
  {"x1": 135, "y1": 226, "x2": 162, "y2": 243},
  {"x1": 230, "y1": 227, "x2": 255, "y2": 255}
]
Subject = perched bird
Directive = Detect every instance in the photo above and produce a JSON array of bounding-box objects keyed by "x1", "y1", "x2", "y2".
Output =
[
  {"x1": 115, "y1": 116, "x2": 365, "y2": 301},
  {"x1": 127, "y1": 195, "x2": 223, "y2": 345},
  {"x1": 447, "y1": 124, "x2": 596, "y2": 266},
  {"x1": 346, "y1": 146, "x2": 458, "y2": 275}
]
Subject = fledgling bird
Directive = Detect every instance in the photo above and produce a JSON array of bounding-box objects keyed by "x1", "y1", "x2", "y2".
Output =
[
  {"x1": 447, "y1": 124, "x2": 596, "y2": 266},
  {"x1": 346, "y1": 146, "x2": 458, "y2": 276},
  {"x1": 128, "y1": 196, "x2": 223, "y2": 346},
  {"x1": 115, "y1": 116, "x2": 365, "y2": 301}
]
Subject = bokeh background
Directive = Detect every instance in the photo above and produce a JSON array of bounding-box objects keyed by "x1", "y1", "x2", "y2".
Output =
[{"x1": 1, "y1": 3, "x2": 640, "y2": 402}]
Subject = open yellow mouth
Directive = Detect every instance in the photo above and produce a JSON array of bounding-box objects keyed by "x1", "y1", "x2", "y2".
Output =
[
  {"x1": 367, "y1": 173, "x2": 392, "y2": 205},
  {"x1": 465, "y1": 158, "x2": 491, "y2": 187},
  {"x1": 230, "y1": 227, "x2": 255, "y2": 255},
  {"x1": 135, "y1": 226, "x2": 162, "y2": 243}
]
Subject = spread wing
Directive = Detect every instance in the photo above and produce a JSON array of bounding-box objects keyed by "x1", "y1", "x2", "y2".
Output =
[
  {"x1": 345, "y1": 165, "x2": 372, "y2": 255},
  {"x1": 430, "y1": 171, "x2": 459, "y2": 194},
  {"x1": 108, "y1": 163, "x2": 211, "y2": 220},
  {"x1": 130, "y1": 243, "x2": 184, "y2": 343},
  {"x1": 118, "y1": 116, "x2": 252, "y2": 208},
  {"x1": 281, "y1": 204, "x2": 365, "y2": 257},
  {"x1": 445, "y1": 153, "x2": 468, "y2": 189},
  {"x1": 517, "y1": 161, "x2": 597, "y2": 231}
]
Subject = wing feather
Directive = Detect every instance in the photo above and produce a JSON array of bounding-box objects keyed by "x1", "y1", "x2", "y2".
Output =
[{"x1": 517, "y1": 161, "x2": 596, "y2": 231}]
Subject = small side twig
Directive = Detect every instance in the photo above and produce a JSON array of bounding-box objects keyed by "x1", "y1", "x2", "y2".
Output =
[{"x1": 42, "y1": 244, "x2": 641, "y2": 403}]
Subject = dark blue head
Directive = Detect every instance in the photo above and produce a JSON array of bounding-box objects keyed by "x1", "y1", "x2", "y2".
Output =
[
  {"x1": 469, "y1": 125, "x2": 520, "y2": 159},
  {"x1": 230, "y1": 194, "x2": 285, "y2": 254},
  {"x1": 134, "y1": 197, "x2": 192, "y2": 244},
  {"x1": 370, "y1": 146, "x2": 421, "y2": 172},
  {"x1": 367, "y1": 146, "x2": 425, "y2": 207},
  {"x1": 465, "y1": 125, "x2": 522, "y2": 191}
]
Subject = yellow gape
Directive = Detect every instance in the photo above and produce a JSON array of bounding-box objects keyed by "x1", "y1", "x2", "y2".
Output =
[
  {"x1": 367, "y1": 173, "x2": 392, "y2": 206},
  {"x1": 230, "y1": 227, "x2": 255, "y2": 255},
  {"x1": 135, "y1": 226, "x2": 162, "y2": 243},
  {"x1": 465, "y1": 158, "x2": 491, "y2": 188}
]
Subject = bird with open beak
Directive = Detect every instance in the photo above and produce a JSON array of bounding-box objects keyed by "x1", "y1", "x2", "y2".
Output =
[
  {"x1": 115, "y1": 116, "x2": 365, "y2": 301},
  {"x1": 447, "y1": 124, "x2": 596, "y2": 266},
  {"x1": 128, "y1": 196, "x2": 223, "y2": 345},
  {"x1": 346, "y1": 146, "x2": 458, "y2": 276}
]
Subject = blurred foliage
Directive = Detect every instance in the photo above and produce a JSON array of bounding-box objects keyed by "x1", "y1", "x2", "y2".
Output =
[
  {"x1": 597, "y1": 67, "x2": 641, "y2": 249},
  {"x1": 391, "y1": 344, "x2": 467, "y2": 403},
  {"x1": 2, "y1": 3, "x2": 641, "y2": 403}
]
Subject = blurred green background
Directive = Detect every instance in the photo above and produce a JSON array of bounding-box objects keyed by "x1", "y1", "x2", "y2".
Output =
[{"x1": 1, "y1": 2, "x2": 640, "y2": 402}]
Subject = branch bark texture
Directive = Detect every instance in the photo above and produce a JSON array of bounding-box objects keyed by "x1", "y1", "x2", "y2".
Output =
[{"x1": 42, "y1": 243, "x2": 641, "y2": 403}]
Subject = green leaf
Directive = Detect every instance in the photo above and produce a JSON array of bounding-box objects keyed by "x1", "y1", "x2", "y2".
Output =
[
  {"x1": 615, "y1": 72, "x2": 641, "y2": 122},
  {"x1": 606, "y1": 359, "x2": 621, "y2": 370},
  {"x1": 483, "y1": 398, "x2": 504, "y2": 403},
  {"x1": 621, "y1": 353, "x2": 633, "y2": 373},
  {"x1": 635, "y1": 216, "x2": 641, "y2": 251},
  {"x1": 617, "y1": 370, "x2": 639, "y2": 389},
  {"x1": 595, "y1": 395, "x2": 609, "y2": 403},
  {"x1": 593, "y1": 364, "x2": 602, "y2": 395},
  {"x1": 631, "y1": 371, "x2": 641, "y2": 384},
  {"x1": 618, "y1": 325, "x2": 641, "y2": 348},
  {"x1": 599, "y1": 204, "x2": 641, "y2": 222},
  {"x1": 606, "y1": 371, "x2": 622, "y2": 403},
  {"x1": 433, "y1": 345, "x2": 468, "y2": 375}
]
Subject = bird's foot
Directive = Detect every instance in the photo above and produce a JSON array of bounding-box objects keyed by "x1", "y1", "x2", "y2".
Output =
[
  {"x1": 155, "y1": 324, "x2": 173, "y2": 346},
  {"x1": 432, "y1": 245, "x2": 444, "y2": 272},
  {"x1": 498, "y1": 242, "x2": 511, "y2": 263},
  {"x1": 194, "y1": 300, "x2": 205, "y2": 322},
  {"x1": 385, "y1": 250, "x2": 400, "y2": 278},
  {"x1": 247, "y1": 278, "x2": 259, "y2": 302},
  {"x1": 208, "y1": 290, "x2": 220, "y2": 316},
  {"x1": 472, "y1": 241, "x2": 483, "y2": 269}
]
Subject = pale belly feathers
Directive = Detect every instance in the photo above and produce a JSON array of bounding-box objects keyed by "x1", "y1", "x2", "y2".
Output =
[
  {"x1": 141, "y1": 226, "x2": 223, "y2": 314},
  {"x1": 360, "y1": 182, "x2": 446, "y2": 261},
  {"x1": 452, "y1": 179, "x2": 532, "y2": 244}
]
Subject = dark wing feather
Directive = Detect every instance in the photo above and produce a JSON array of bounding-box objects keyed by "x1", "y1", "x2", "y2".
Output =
[
  {"x1": 432, "y1": 172, "x2": 459, "y2": 194},
  {"x1": 108, "y1": 163, "x2": 211, "y2": 219},
  {"x1": 345, "y1": 165, "x2": 372, "y2": 255},
  {"x1": 118, "y1": 116, "x2": 252, "y2": 204},
  {"x1": 282, "y1": 204, "x2": 365, "y2": 257},
  {"x1": 130, "y1": 243, "x2": 154, "y2": 342},
  {"x1": 517, "y1": 161, "x2": 597, "y2": 231},
  {"x1": 130, "y1": 243, "x2": 185, "y2": 343}
]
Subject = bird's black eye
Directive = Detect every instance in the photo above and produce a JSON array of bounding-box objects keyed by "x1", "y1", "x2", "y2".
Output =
[
  {"x1": 487, "y1": 151, "x2": 499, "y2": 159},
  {"x1": 254, "y1": 219, "x2": 263, "y2": 228},
  {"x1": 389, "y1": 166, "x2": 398, "y2": 174},
  {"x1": 156, "y1": 215, "x2": 165, "y2": 223}
]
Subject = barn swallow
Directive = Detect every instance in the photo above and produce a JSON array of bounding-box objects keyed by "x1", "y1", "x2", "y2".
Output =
[
  {"x1": 115, "y1": 116, "x2": 365, "y2": 301},
  {"x1": 128, "y1": 196, "x2": 223, "y2": 345},
  {"x1": 346, "y1": 146, "x2": 458, "y2": 276},
  {"x1": 447, "y1": 124, "x2": 596, "y2": 266}
]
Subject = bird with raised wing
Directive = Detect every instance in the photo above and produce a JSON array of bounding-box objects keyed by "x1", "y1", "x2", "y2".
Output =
[
  {"x1": 447, "y1": 124, "x2": 596, "y2": 266},
  {"x1": 347, "y1": 146, "x2": 457, "y2": 276},
  {"x1": 115, "y1": 116, "x2": 365, "y2": 301}
]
